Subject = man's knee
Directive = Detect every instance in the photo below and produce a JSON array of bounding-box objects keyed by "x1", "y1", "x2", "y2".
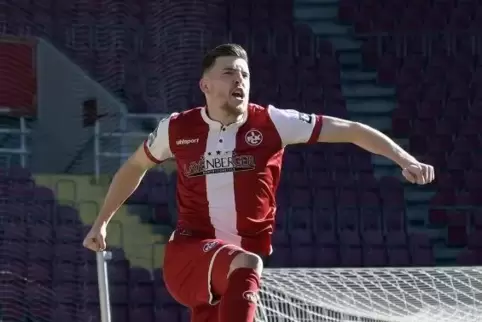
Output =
[{"x1": 228, "y1": 252, "x2": 263, "y2": 277}]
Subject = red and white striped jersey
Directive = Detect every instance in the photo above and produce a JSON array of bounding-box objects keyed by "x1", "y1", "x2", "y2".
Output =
[{"x1": 143, "y1": 103, "x2": 323, "y2": 256}]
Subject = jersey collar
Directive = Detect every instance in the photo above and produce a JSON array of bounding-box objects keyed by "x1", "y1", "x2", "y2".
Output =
[{"x1": 200, "y1": 106, "x2": 249, "y2": 129}]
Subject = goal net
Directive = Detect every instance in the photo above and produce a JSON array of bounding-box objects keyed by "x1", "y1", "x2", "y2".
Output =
[{"x1": 256, "y1": 267, "x2": 482, "y2": 322}]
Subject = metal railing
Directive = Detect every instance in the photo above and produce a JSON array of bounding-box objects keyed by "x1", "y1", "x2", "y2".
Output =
[
  {"x1": 93, "y1": 113, "x2": 168, "y2": 182},
  {"x1": 0, "y1": 115, "x2": 30, "y2": 168}
]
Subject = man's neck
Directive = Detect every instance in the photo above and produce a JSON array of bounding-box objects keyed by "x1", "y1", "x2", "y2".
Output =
[{"x1": 205, "y1": 105, "x2": 245, "y2": 126}]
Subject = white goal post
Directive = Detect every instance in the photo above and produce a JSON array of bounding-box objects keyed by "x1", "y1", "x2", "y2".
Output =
[{"x1": 95, "y1": 253, "x2": 482, "y2": 322}]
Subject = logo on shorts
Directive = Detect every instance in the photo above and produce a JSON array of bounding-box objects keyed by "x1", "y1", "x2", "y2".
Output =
[
  {"x1": 245, "y1": 129, "x2": 263, "y2": 146},
  {"x1": 298, "y1": 112, "x2": 312, "y2": 124},
  {"x1": 243, "y1": 291, "x2": 257, "y2": 303},
  {"x1": 203, "y1": 241, "x2": 218, "y2": 253}
]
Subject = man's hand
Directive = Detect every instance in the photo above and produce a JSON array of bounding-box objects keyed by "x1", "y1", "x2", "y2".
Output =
[
  {"x1": 401, "y1": 162, "x2": 435, "y2": 185},
  {"x1": 83, "y1": 222, "x2": 107, "y2": 252}
]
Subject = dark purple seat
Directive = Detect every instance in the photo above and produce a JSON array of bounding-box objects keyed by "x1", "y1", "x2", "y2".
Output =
[
  {"x1": 54, "y1": 283, "x2": 81, "y2": 304},
  {"x1": 363, "y1": 246, "x2": 387, "y2": 267},
  {"x1": 313, "y1": 189, "x2": 335, "y2": 209},
  {"x1": 340, "y1": 247, "x2": 362, "y2": 267},
  {"x1": 272, "y1": 227, "x2": 289, "y2": 247},
  {"x1": 53, "y1": 262, "x2": 78, "y2": 283},
  {"x1": 130, "y1": 307, "x2": 155, "y2": 322},
  {"x1": 54, "y1": 244, "x2": 81, "y2": 262},
  {"x1": 128, "y1": 183, "x2": 149, "y2": 204},
  {"x1": 28, "y1": 243, "x2": 53, "y2": 261},
  {"x1": 290, "y1": 188, "x2": 311, "y2": 208},
  {"x1": 387, "y1": 248, "x2": 410, "y2": 266},
  {"x1": 130, "y1": 283, "x2": 155, "y2": 306},
  {"x1": 27, "y1": 262, "x2": 51, "y2": 282},
  {"x1": 129, "y1": 267, "x2": 152, "y2": 284},
  {"x1": 291, "y1": 246, "x2": 314, "y2": 267},
  {"x1": 8, "y1": 166, "x2": 31, "y2": 182},
  {"x1": 155, "y1": 283, "x2": 178, "y2": 307},
  {"x1": 269, "y1": 246, "x2": 291, "y2": 267},
  {"x1": 148, "y1": 185, "x2": 168, "y2": 205},
  {"x1": 411, "y1": 247, "x2": 435, "y2": 266},
  {"x1": 337, "y1": 189, "x2": 358, "y2": 208},
  {"x1": 290, "y1": 208, "x2": 312, "y2": 245},
  {"x1": 456, "y1": 249, "x2": 481, "y2": 265},
  {"x1": 156, "y1": 307, "x2": 181, "y2": 322},
  {"x1": 112, "y1": 306, "x2": 128, "y2": 322},
  {"x1": 153, "y1": 204, "x2": 172, "y2": 225},
  {"x1": 283, "y1": 152, "x2": 303, "y2": 171},
  {"x1": 314, "y1": 246, "x2": 339, "y2": 267},
  {"x1": 56, "y1": 224, "x2": 81, "y2": 244},
  {"x1": 108, "y1": 261, "x2": 130, "y2": 284},
  {"x1": 312, "y1": 171, "x2": 335, "y2": 188},
  {"x1": 110, "y1": 284, "x2": 129, "y2": 305},
  {"x1": 313, "y1": 209, "x2": 337, "y2": 245},
  {"x1": 338, "y1": 208, "x2": 360, "y2": 246}
]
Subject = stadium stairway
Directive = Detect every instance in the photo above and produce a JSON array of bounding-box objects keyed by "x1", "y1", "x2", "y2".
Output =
[
  {"x1": 34, "y1": 174, "x2": 167, "y2": 270},
  {"x1": 293, "y1": 0, "x2": 399, "y2": 177},
  {"x1": 293, "y1": 0, "x2": 452, "y2": 262}
]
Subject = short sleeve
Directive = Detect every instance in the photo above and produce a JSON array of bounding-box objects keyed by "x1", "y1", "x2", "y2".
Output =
[
  {"x1": 143, "y1": 113, "x2": 178, "y2": 163},
  {"x1": 267, "y1": 105, "x2": 323, "y2": 146}
]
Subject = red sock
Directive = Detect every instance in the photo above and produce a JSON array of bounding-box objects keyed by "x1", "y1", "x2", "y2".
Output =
[{"x1": 218, "y1": 268, "x2": 260, "y2": 322}]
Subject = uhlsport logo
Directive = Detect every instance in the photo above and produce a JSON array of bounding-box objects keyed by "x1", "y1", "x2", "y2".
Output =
[
  {"x1": 245, "y1": 129, "x2": 263, "y2": 146},
  {"x1": 176, "y1": 138, "x2": 199, "y2": 145}
]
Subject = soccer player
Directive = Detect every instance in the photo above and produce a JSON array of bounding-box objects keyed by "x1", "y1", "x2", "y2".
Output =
[{"x1": 83, "y1": 44, "x2": 435, "y2": 322}]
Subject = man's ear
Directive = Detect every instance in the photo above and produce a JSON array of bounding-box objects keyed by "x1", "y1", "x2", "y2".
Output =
[{"x1": 199, "y1": 77, "x2": 209, "y2": 94}]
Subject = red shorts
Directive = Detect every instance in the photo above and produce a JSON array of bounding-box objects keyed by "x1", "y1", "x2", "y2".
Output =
[{"x1": 162, "y1": 231, "x2": 245, "y2": 319}]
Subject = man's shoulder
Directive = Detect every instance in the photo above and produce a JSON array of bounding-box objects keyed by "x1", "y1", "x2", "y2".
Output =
[
  {"x1": 248, "y1": 103, "x2": 284, "y2": 124},
  {"x1": 247, "y1": 103, "x2": 271, "y2": 119},
  {"x1": 168, "y1": 107, "x2": 204, "y2": 124},
  {"x1": 248, "y1": 103, "x2": 268, "y2": 112}
]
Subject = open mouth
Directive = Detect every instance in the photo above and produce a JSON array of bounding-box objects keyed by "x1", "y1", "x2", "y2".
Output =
[{"x1": 231, "y1": 89, "x2": 245, "y2": 99}]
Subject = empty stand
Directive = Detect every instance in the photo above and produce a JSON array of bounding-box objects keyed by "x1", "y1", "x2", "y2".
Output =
[
  {"x1": 12, "y1": 0, "x2": 482, "y2": 321},
  {"x1": 341, "y1": 0, "x2": 482, "y2": 265}
]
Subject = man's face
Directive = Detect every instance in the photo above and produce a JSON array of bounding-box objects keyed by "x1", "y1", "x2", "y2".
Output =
[{"x1": 201, "y1": 56, "x2": 250, "y2": 115}]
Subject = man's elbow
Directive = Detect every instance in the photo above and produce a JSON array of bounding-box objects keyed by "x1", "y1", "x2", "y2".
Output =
[
  {"x1": 346, "y1": 121, "x2": 367, "y2": 143},
  {"x1": 125, "y1": 144, "x2": 157, "y2": 172}
]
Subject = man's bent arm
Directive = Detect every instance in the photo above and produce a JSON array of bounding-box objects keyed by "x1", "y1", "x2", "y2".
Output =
[
  {"x1": 93, "y1": 144, "x2": 157, "y2": 227},
  {"x1": 317, "y1": 116, "x2": 417, "y2": 168}
]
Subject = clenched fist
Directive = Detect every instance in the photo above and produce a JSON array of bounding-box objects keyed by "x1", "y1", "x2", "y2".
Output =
[
  {"x1": 402, "y1": 162, "x2": 435, "y2": 185},
  {"x1": 83, "y1": 223, "x2": 107, "y2": 252}
]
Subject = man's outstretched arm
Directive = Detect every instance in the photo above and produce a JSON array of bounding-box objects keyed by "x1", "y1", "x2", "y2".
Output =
[
  {"x1": 83, "y1": 113, "x2": 176, "y2": 252},
  {"x1": 94, "y1": 145, "x2": 156, "y2": 226},
  {"x1": 317, "y1": 116, "x2": 435, "y2": 185}
]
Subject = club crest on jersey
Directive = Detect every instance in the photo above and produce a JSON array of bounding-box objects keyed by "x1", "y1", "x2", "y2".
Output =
[
  {"x1": 245, "y1": 129, "x2": 263, "y2": 146},
  {"x1": 203, "y1": 241, "x2": 218, "y2": 252}
]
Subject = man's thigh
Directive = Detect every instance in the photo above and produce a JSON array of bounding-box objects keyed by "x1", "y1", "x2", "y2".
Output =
[{"x1": 162, "y1": 235, "x2": 244, "y2": 308}]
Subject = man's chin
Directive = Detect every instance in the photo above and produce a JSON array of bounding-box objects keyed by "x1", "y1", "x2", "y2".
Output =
[{"x1": 224, "y1": 101, "x2": 247, "y2": 114}]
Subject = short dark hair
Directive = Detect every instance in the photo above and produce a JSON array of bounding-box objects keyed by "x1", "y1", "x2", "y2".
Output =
[{"x1": 201, "y1": 44, "x2": 248, "y2": 74}]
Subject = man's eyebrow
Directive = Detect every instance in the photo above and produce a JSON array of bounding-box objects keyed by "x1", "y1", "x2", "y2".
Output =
[{"x1": 222, "y1": 67, "x2": 249, "y2": 74}]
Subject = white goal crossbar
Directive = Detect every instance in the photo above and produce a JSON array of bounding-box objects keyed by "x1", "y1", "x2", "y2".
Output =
[{"x1": 95, "y1": 254, "x2": 482, "y2": 322}]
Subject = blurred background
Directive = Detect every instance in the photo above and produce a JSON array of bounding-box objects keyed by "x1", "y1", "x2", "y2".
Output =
[{"x1": 0, "y1": 0, "x2": 481, "y2": 321}]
